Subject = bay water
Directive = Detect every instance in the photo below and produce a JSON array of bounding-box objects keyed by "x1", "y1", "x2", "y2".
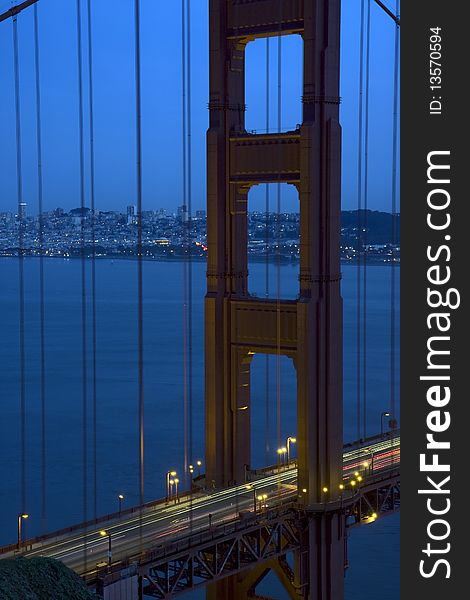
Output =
[{"x1": 0, "y1": 258, "x2": 399, "y2": 598}]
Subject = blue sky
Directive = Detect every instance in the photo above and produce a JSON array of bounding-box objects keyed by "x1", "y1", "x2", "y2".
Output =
[{"x1": 0, "y1": 0, "x2": 399, "y2": 214}]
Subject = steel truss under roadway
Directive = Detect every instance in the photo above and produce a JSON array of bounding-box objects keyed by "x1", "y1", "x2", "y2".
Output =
[{"x1": 96, "y1": 470, "x2": 400, "y2": 599}]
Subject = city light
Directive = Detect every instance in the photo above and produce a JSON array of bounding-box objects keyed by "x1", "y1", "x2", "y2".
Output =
[{"x1": 166, "y1": 470, "x2": 177, "y2": 502}]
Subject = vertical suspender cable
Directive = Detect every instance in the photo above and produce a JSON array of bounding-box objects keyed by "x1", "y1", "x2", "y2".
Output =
[
  {"x1": 33, "y1": 3, "x2": 47, "y2": 530},
  {"x1": 362, "y1": 0, "x2": 371, "y2": 439},
  {"x1": 86, "y1": 0, "x2": 98, "y2": 520},
  {"x1": 12, "y1": 14, "x2": 26, "y2": 518},
  {"x1": 75, "y1": 0, "x2": 88, "y2": 566},
  {"x1": 186, "y1": 0, "x2": 193, "y2": 477},
  {"x1": 182, "y1": 0, "x2": 194, "y2": 516},
  {"x1": 390, "y1": 1, "x2": 400, "y2": 424},
  {"x1": 181, "y1": 0, "x2": 189, "y2": 497},
  {"x1": 356, "y1": 0, "x2": 365, "y2": 441},
  {"x1": 133, "y1": 0, "x2": 145, "y2": 537},
  {"x1": 264, "y1": 38, "x2": 270, "y2": 464},
  {"x1": 276, "y1": 2, "x2": 282, "y2": 466}
]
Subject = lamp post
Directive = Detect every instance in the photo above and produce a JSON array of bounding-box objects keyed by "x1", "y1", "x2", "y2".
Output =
[
  {"x1": 246, "y1": 485, "x2": 257, "y2": 513},
  {"x1": 381, "y1": 412, "x2": 391, "y2": 437},
  {"x1": 189, "y1": 465, "x2": 194, "y2": 492},
  {"x1": 174, "y1": 478, "x2": 180, "y2": 503},
  {"x1": 166, "y1": 470, "x2": 177, "y2": 502},
  {"x1": 17, "y1": 513, "x2": 28, "y2": 549},
  {"x1": 118, "y1": 494, "x2": 124, "y2": 516},
  {"x1": 196, "y1": 460, "x2": 202, "y2": 477},
  {"x1": 286, "y1": 436, "x2": 297, "y2": 464},
  {"x1": 261, "y1": 494, "x2": 268, "y2": 510},
  {"x1": 277, "y1": 447, "x2": 287, "y2": 468},
  {"x1": 99, "y1": 530, "x2": 112, "y2": 567}
]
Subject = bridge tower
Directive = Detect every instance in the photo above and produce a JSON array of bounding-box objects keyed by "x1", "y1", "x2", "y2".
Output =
[{"x1": 205, "y1": 1, "x2": 344, "y2": 598}]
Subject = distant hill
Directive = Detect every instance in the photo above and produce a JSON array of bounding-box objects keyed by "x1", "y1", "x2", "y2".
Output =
[
  {"x1": 341, "y1": 209, "x2": 400, "y2": 245},
  {"x1": 0, "y1": 557, "x2": 100, "y2": 599}
]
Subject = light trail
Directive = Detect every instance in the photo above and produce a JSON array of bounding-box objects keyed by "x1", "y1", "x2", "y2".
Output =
[{"x1": 1, "y1": 436, "x2": 399, "y2": 576}]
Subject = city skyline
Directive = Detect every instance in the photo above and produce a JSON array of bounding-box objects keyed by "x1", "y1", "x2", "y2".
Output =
[
  {"x1": 0, "y1": 1, "x2": 399, "y2": 214},
  {"x1": 1, "y1": 200, "x2": 401, "y2": 218}
]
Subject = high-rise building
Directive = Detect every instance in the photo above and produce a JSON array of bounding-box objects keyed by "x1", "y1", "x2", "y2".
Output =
[
  {"x1": 127, "y1": 205, "x2": 137, "y2": 225},
  {"x1": 17, "y1": 202, "x2": 27, "y2": 221},
  {"x1": 195, "y1": 210, "x2": 206, "y2": 220},
  {"x1": 177, "y1": 205, "x2": 188, "y2": 223}
]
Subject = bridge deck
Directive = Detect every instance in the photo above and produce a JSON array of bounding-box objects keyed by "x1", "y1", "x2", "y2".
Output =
[{"x1": 0, "y1": 433, "x2": 400, "y2": 584}]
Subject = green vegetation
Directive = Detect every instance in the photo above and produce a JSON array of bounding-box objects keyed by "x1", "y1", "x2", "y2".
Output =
[{"x1": 0, "y1": 557, "x2": 100, "y2": 600}]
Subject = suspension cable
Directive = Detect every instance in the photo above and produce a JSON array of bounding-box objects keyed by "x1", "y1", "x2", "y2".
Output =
[
  {"x1": 133, "y1": 0, "x2": 145, "y2": 540},
  {"x1": 356, "y1": 0, "x2": 366, "y2": 441},
  {"x1": 12, "y1": 13, "x2": 27, "y2": 519},
  {"x1": 0, "y1": 0, "x2": 39, "y2": 23},
  {"x1": 33, "y1": 2, "x2": 47, "y2": 531},
  {"x1": 181, "y1": 0, "x2": 188, "y2": 513},
  {"x1": 276, "y1": 0, "x2": 282, "y2": 470},
  {"x1": 181, "y1": 0, "x2": 194, "y2": 522},
  {"x1": 373, "y1": 0, "x2": 400, "y2": 25},
  {"x1": 362, "y1": 0, "x2": 371, "y2": 439},
  {"x1": 186, "y1": 0, "x2": 193, "y2": 455},
  {"x1": 390, "y1": 0, "x2": 400, "y2": 425},
  {"x1": 86, "y1": 0, "x2": 98, "y2": 521},
  {"x1": 264, "y1": 38, "x2": 270, "y2": 464},
  {"x1": 75, "y1": 0, "x2": 88, "y2": 567}
]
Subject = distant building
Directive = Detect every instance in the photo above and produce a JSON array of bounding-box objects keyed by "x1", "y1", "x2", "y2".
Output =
[
  {"x1": 177, "y1": 205, "x2": 188, "y2": 223},
  {"x1": 17, "y1": 202, "x2": 27, "y2": 221},
  {"x1": 127, "y1": 205, "x2": 137, "y2": 225},
  {"x1": 195, "y1": 210, "x2": 206, "y2": 220}
]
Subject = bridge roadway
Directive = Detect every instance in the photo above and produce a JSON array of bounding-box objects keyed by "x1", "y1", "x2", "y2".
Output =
[{"x1": 1, "y1": 434, "x2": 400, "y2": 579}]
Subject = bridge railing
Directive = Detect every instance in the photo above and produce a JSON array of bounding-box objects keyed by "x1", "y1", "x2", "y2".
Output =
[
  {"x1": 0, "y1": 491, "x2": 195, "y2": 556},
  {"x1": 0, "y1": 432, "x2": 400, "y2": 556},
  {"x1": 90, "y1": 466, "x2": 401, "y2": 591}
]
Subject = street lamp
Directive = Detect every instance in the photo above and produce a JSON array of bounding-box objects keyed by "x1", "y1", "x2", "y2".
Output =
[
  {"x1": 166, "y1": 470, "x2": 177, "y2": 502},
  {"x1": 174, "y1": 478, "x2": 180, "y2": 502},
  {"x1": 246, "y1": 484, "x2": 257, "y2": 513},
  {"x1": 99, "y1": 530, "x2": 112, "y2": 566},
  {"x1": 381, "y1": 412, "x2": 391, "y2": 437},
  {"x1": 17, "y1": 513, "x2": 28, "y2": 549},
  {"x1": 189, "y1": 465, "x2": 194, "y2": 492},
  {"x1": 277, "y1": 447, "x2": 287, "y2": 467},
  {"x1": 196, "y1": 460, "x2": 202, "y2": 477},
  {"x1": 257, "y1": 494, "x2": 268, "y2": 511},
  {"x1": 286, "y1": 436, "x2": 297, "y2": 464},
  {"x1": 118, "y1": 494, "x2": 124, "y2": 516}
]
